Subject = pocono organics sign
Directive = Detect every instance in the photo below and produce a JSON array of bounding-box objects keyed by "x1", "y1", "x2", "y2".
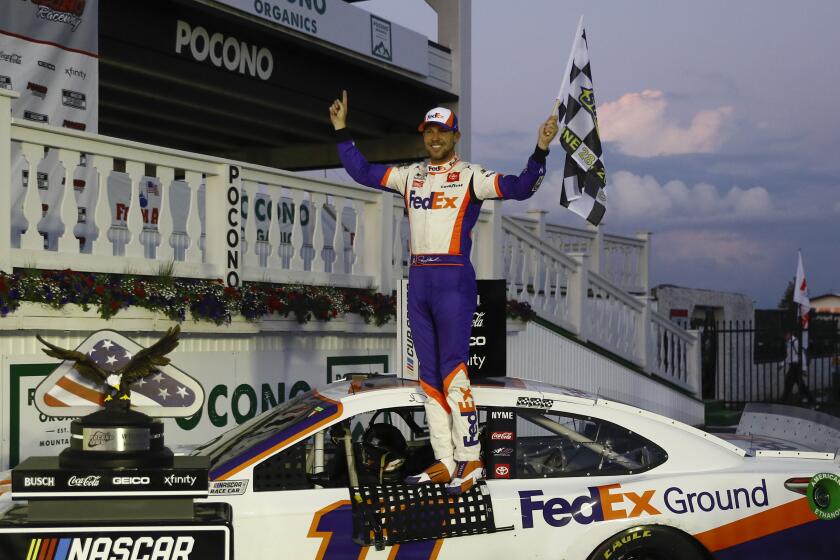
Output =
[{"x1": 214, "y1": 0, "x2": 428, "y2": 75}]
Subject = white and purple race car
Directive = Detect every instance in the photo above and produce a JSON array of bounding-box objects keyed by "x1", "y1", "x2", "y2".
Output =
[{"x1": 192, "y1": 375, "x2": 840, "y2": 560}]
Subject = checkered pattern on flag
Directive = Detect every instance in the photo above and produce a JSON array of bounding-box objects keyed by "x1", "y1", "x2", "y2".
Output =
[
  {"x1": 555, "y1": 17, "x2": 607, "y2": 226},
  {"x1": 34, "y1": 329, "x2": 203, "y2": 418}
]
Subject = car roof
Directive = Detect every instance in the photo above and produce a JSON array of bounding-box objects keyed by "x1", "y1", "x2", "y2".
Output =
[{"x1": 317, "y1": 374, "x2": 599, "y2": 403}]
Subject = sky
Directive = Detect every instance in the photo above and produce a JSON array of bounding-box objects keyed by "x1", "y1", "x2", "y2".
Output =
[{"x1": 354, "y1": 0, "x2": 840, "y2": 307}]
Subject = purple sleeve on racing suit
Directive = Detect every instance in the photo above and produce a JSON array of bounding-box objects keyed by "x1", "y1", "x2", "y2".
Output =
[
  {"x1": 494, "y1": 146, "x2": 549, "y2": 201},
  {"x1": 335, "y1": 128, "x2": 402, "y2": 194}
]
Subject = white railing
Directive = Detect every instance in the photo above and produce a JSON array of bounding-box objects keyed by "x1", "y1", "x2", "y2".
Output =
[
  {"x1": 0, "y1": 91, "x2": 407, "y2": 293},
  {"x1": 501, "y1": 213, "x2": 699, "y2": 394},
  {"x1": 508, "y1": 211, "x2": 649, "y2": 294},
  {"x1": 648, "y1": 310, "x2": 700, "y2": 391},
  {"x1": 501, "y1": 216, "x2": 579, "y2": 333}
]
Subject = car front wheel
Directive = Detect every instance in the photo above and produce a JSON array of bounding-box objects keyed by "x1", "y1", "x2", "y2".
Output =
[{"x1": 587, "y1": 525, "x2": 708, "y2": 560}]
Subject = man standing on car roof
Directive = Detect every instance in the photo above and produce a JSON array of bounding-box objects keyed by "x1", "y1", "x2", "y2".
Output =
[{"x1": 329, "y1": 91, "x2": 558, "y2": 494}]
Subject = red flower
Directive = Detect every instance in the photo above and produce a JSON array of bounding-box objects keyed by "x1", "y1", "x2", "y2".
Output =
[
  {"x1": 0, "y1": 278, "x2": 6, "y2": 291},
  {"x1": 133, "y1": 282, "x2": 146, "y2": 298},
  {"x1": 95, "y1": 285, "x2": 105, "y2": 296},
  {"x1": 110, "y1": 301, "x2": 119, "y2": 311},
  {"x1": 223, "y1": 286, "x2": 238, "y2": 298}
]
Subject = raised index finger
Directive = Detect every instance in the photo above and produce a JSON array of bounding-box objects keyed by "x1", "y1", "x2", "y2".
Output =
[{"x1": 342, "y1": 89, "x2": 348, "y2": 110}]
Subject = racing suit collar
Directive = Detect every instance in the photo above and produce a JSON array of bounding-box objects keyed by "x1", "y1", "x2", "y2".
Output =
[{"x1": 427, "y1": 155, "x2": 460, "y2": 174}]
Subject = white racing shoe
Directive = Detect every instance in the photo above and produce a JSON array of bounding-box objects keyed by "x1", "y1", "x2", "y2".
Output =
[
  {"x1": 445, "y1": 460, "x2": 485, "y2": 495},
  {"x1": 404, "y1": 460, "x2": 453, "y2": 485}
]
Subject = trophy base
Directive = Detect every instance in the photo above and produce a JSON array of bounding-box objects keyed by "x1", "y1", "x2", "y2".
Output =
[
  {"x1": 60, "y1": 408, "x2": 174, "y2": 469},
  {"x1": 58, "y1": 446, "x2": 174, "y2": 469}
]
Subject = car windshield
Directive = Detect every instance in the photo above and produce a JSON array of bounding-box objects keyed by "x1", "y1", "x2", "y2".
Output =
[{"x1": 193, "y1": 388, "x2": 340, "y2": 477}]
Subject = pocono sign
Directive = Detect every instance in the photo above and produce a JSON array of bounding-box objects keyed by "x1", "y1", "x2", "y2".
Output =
[{"x1": 226, "y1": 166, "x2": 241, "y2": 287}]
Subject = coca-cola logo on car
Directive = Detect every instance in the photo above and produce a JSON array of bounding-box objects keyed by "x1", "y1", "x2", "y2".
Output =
[
  {"x1": 490, "y1": 431, "x2": 514, "y2": 440},
  {"x1": 68, "y1": 475, "x2": 101, "y2": 487}
]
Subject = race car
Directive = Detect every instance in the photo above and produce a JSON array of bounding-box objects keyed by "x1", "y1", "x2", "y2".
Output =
[{"x1": 195, "y1": 375, "x2": 840, "y2": 559}]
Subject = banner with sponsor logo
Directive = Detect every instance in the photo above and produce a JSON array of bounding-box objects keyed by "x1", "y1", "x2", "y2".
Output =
[
  {"x1": 0, "y1": 0, "x2": 98, "y2": 133},
  {"x1": 0, "y1": 524, "x2": 231, "y2": 560},
  {"x1": 486, "y1": 408, "x2": 516, "y2": 479},
  {"x1": 398, "y1": 279, "x2": 507, "y2": 380},
  {"x1": 469, "y1": 280, "x2": 507, "y2": 379}
]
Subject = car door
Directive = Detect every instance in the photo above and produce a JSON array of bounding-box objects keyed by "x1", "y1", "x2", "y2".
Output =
[{"x1": 481, "y1": 404, "x2": 670, "y2": 559}]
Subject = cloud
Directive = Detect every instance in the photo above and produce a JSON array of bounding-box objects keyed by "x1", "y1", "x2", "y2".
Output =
[
  {"x1": 654, "y1": 230, "x2": 774, "y2": 270},
  {"x1": 607, "y1": 170, "x2": 774, "y2": 222},
  {"x1": 520, "y1": 169, "x2": 774, "y2": 226},
  {"x1": 599, "y1": 90, "x2": 734, "y2": 157}
]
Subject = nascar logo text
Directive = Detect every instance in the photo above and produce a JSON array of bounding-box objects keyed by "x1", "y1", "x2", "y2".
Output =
[{"x1": 25, "y1": 536, "x2": 194, "y2": 560}]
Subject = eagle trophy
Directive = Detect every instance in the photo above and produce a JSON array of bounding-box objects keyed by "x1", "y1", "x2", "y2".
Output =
[{"x1": 36, "y1": 326, "x2": 181, "y2": 413}]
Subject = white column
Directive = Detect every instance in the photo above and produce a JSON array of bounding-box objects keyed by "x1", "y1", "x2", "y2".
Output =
[
  {"x1": 0, "y1": 91, "x2": 16, "y2": 272},
  {"x1": 156, "y1": 166, "x2": 175, "y2": 263},
  {"x1": 363, "y1": 191, "x2": 393, "y2": 293},
  {"x1": 636, "y1": 231, "x2": 651, "y2": 294},
  {"x1": 56, "y1": 149, "x2": 80, "y2": 254},
  {"x1": 124, "y1": 161, "x2": 145, "y2": 259},
  {"x1": 567, "y1": 253, "x2": 590, "y2": 340},
  {"x1": 184, "y1": 171, "x2": 203, "y2": 264},
  {"x1": 587, "y1": 223, "x2": 602, "y2": 275},
  {"x1": 20, "y1": 143, "x2": 46, "y2": 252},
  {"x1": 637, "y1": 296, "x2": 651, "y2": 372}
]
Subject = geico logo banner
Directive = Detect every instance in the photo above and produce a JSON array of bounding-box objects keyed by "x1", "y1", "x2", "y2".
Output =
[
  {"x1": 175, "y1": 20, "x2": 273, "y2": 80},
  {"x1": 112, "y1": 476, "x2": 151, "y2": 485},
  {"x1": 29, "y1": 536, "x2": 195, "y2": 560}
]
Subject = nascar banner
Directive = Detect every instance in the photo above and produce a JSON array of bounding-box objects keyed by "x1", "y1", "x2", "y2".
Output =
[
  {"x1": 3, "y1": 0, "x2": 99, "y2": 250},
  {"x1": 554, "y1": 16, "x2": 607, "y2": 226},
  {"x1": 0, "y1": 0, "x2": 99, "y2": 133}
]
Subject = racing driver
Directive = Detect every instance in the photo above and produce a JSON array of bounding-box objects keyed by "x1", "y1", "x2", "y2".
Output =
[{"x1": 329, "y1": 90, "x2": 558, "y2": 494}]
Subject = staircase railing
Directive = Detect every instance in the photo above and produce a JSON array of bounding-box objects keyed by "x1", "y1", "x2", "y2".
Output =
[{"x1": 501, "y1": 214, "x2": 698, "y2": 394}]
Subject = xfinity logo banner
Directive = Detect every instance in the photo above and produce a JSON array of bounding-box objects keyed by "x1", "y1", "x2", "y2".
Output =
[{"x1": 175, "y1": 21, "x2": 274, "y2": 80}]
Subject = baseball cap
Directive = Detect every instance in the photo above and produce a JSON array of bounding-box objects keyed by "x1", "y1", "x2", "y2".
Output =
[{"x1": 418, "y1": 107, "x2": 459, "y2": 132}]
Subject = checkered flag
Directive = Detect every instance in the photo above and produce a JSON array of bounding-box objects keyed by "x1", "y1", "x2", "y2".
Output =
[{"x1": 555, "y1": 17, "x2": 607, "y2": 226}]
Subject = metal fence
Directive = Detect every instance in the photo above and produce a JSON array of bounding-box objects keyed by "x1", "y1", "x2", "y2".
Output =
[{"x1": 701, "y1": 318, "x2": 840, "y2": 408}]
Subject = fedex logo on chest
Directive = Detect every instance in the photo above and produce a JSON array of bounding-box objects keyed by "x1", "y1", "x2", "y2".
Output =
[{"x1": 409, "y1": 190, "x2": 459, "y2": 210}]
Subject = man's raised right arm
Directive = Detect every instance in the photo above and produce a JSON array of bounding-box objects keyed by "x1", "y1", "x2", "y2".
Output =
[{"x1": 330, "y1": 90, "x2": 403, "y2": 193}]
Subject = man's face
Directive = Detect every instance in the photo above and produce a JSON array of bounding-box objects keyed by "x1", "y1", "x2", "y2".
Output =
[{"x1": 422, "y1": 124, "x2": 460, "y2": 163}]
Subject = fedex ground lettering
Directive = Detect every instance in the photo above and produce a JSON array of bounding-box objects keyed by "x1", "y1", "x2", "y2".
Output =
[{"x1": 520, "y1": 484, "x2": 661, "y2": 528}]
